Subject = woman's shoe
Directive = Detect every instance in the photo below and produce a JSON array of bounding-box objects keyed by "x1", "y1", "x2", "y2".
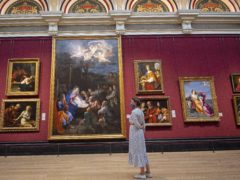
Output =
[
  {"x1": 145, "y1": 172, "x2": 152, "y2": 178},
  {"x1": 134, "y1": 174, "x2": 146, "y2": 179}
]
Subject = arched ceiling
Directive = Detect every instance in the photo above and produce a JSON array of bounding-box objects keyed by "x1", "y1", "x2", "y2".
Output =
[
  {"x1": 0, "y1": 0, "x2": 49, "y2": 15},
  {"x1": 190, "y1": 0, "x2": 240, "y2": 12},
  {"x1": 125, "y1": 0, "x2": 178, "y2": 12},
  {"x1": 60, "y1": 0, "x2": 114, "y2": 13}
]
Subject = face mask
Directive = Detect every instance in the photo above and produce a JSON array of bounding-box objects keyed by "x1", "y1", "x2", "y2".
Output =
[{"x1": 130, "y1": 102, "x2": 136, "y2": 109}]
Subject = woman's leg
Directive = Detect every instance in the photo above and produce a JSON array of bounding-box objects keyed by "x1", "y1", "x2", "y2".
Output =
[
  {"x1": 140, "y1": 167, "x2": 145, "y2": 174},
  {"x1": 146, "y1": 164, "x2": 151, "y2": 173}
]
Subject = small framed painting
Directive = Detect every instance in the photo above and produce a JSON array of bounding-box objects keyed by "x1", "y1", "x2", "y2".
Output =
[
  {"x1": 231, "y1": 73, "x2": 240, "y2": 93},
  {"x1": 233, "y1": 95, "x2": 240, "y2": 126},
  {"x1": 179, "y1": 76, "x2": 219, "y2": 122},
  {"x1": 6, "y1": 58, "x2": 40, "y2": 96},
  {"x1": 134, "y1": 60, "x2": 164, "y2": 95},
  {"x1": 0, "y1": 99, "x2": 40, "y2": 132},
  {"x1": 138, "y1": 96, "x2": 172, "y2": 126}
]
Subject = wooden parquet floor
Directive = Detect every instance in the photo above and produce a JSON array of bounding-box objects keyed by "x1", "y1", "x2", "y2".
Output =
[{"x1": 1, "y1": 150, "x2": 240, "y2": 180}]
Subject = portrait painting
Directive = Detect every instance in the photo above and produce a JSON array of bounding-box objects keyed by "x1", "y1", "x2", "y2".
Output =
[
  {"x1": 6, "y1": 58, "x2": 40, "y2": 96},
  {"x1": 49, "y1": 36, "x2": 126, "y2": 140},
  {"x1": 134, "y1": 60, "x2": 164, "y2": 95},
  {"x1": 233, "y1": 95, "x2": 240, "y2": 126},
  {"x1": 139, "y1": 96, "x2": 172, "y2": 126},
  {"x1": 231, "y1": 73, "x2": 240, "y2": 93},
  {"x1": 0, "y1": 99, "x2": 40, "y2": 132},
  {"x1": 179, "y1": 77, "x2": 219, "y2": 122}
]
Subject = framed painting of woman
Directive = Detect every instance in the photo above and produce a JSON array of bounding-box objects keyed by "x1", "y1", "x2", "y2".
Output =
[
  {"x1": 179, "y1": 76, "x2": 219, "y2": 122},
  {"x1": 231, "y1": 73, "x2": 240, "y2": 93},
  {"x1": 233, "y1": 95, "x2": 240, "y2": 126},
  {"x1": 138, "y1": 96, "x2": 172, "y2": 126},
  {"x1": 134, "y1": 60, "x2": 164, "y2": 95},
  {"x1": 0, "y1": 99, "x2": 40, "y2": 132},
  {"x1": 48, "y1": 36, "x2": 126, "y2": 140},
  {"x1": 6, "y1": 58, "x2": 40, "y2": 96}
]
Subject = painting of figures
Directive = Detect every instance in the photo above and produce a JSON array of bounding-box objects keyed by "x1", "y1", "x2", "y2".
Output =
[
  {"x1": 0, "y1": 99, "x2": 40, "y2": 132},
  {"x1": 49, "y1": 37, "x2": 125, "y2": 140},
  {"x1": 233, "y1": 95, "x2": 240, "y2": 125},
  {"x1": 139, "y1": 96, "x2": 172, "y2": 126},
  {"x1": 6, "y1": 58, "x2": 40, "y2": 96},
  {"x1": 179, "y1": 77, "x2": 219, "y2": 122},
  {"x1": 134, "y1": 60, "x2": 164, "y2": 94}
]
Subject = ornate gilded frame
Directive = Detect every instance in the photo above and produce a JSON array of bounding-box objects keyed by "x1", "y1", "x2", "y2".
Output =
[
  {"x1": 179, "y1": 76, "x2": 219, "y2": 122},
  {"x1": 134, "y1": 60, "x2": 164, "y2": 95},
  {"x1": 6, "y1": 58, "x2": 40, "y2": 96},
  {"x1": 231, "y1": 73, "x2": 240, "y2": 93},
  {"x1": 233, "y1": 95, "x2": 240, "y2": 126},
  {"x1": 48, "y1": 36, "x2": 126, "y2": 140},
  {"x1": 138, "y1": 96, "x2": 172, "y2": 126},
  {"x1": 0, "y1": 99, "x2": 40, "y2": 132}
]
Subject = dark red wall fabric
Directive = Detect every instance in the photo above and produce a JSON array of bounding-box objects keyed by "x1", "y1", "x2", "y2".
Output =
[
  {"x1": 0, "y1": 37, "x2": 52, "y2": 142},
  {"x1": 122, "y1": 35, "x2": 240, "y2": 139},
  {"x1": 0, "y1": 35, "x2": 240, "y2": 143}
]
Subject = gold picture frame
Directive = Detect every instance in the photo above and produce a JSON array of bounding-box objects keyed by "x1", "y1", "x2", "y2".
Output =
[
  {"x1": 134, "y1": 60, "x2": 164, "y2": 95},
  {"x1": 233, "y1": 95, "x2": 240, "y2": 126},
  {"x1": 48, "y1": 36, "x2": 126, "y2": 140},
  {"x1": 231, "y1": 73, "x2": 240, "y2": 93},
  {"x1": 179, "y1": 76, "x2": 219, "y2": 122},
  {"x1": 138, "y1": 96, "x2": 172, "y2": 126},
  {"x1": 6, "y1": 58, "x2": 40, "y2": 96},
  {"x1": 0, "y1": 99, "x2": 40, "y2": 132}
]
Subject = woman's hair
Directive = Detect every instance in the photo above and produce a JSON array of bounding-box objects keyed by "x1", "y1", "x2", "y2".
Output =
[{"x1": 132, "y1": 97, "x2": 141, "y2": 107}]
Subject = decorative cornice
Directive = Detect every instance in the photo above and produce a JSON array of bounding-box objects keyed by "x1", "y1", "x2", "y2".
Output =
[{"x1": 0, "y1": 10, "x2": 240, "y2": 36}]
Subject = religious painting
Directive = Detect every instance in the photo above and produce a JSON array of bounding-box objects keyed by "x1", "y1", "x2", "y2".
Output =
[
  {"x1": 5, "y1": 0, "x2": 42, "y2": 14},
  {"x1": 132, "y1": 0, "x2": 169, "y2": 12},
  {"x1": 49, "y1": 36, "x2": 125, "y2": 140},
  {"x1": 0, "y1": 99, "x2": 40, "y2": 132},
  {"x1": 231, "y1": 73, "x2": 240, "y2": 93},
  {"x1": 195, "y1": 0, "x2": 230, "y2": 12},
  {"x1": 6, "y1": 58, "x2": 40, "y2": 96},
  {"x1": 68, "y1": 0, "x2": 107, "y2": 13},
  {"x1": 233, "y1": 95, "x2": 240, "y2": 126},
  {"x1": 179, "y1": 77, "x2": 219, "y2": 122},
  {"x1": 134, "y1": 60, "x2": 164, "y2": 95},
  {"x1": 139, "y1": 96, "x2": 172, "y2": 126}
]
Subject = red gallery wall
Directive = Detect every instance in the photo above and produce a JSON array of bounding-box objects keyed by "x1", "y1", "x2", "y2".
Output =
[
  {"x1": 123, "y1": 35, "x2": 240, "y2": 139},
  {"x1": 0, "y1": 37, "x2": 52, "y2": 142},
  {"x1": 0, "y1": 35, "x2": 240, "y2": 143}
]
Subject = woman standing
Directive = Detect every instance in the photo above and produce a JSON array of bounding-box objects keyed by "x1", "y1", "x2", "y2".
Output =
[{"x1": 128, "y1": 97, "x2": 152, "y2": 179}]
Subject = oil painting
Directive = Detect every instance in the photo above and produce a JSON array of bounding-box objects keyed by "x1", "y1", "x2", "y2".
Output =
[
  {"x1": 49, "y1": 37, "x2": 125, "y2": 140},
  {"x1": 231, "y1": 73, "x2": 240, "y2": 93},
  {"x1": 139, "y1": 96, "x2": 172, "y2": 126},
  {"x1": 0, "y1": 99, "x2": 40, "y2": 132},
  {"x1": 6, "y1": 58, "x2": 40, "y2": 96},
  {"x1": 233, "y1": 95, "x2": 240, "y2": 126},
  {"x1": 179, "y1": 77, "x2": 219, "y2": 122},
  {"x1": 134, "y1": 60, "x2": 164, "y2": 95}
]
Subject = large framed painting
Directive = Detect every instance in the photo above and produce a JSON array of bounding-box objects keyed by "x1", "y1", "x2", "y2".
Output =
[
  {"x1": 49, "y1": 36, "x2": 126, "y2": 140},
  {"x1": 134, "y1": 60, "x2": 164, "y2": 95},
  {"x1": 0, "y1": 99, "x2": 40, "y2": 132},
  {"x1": 231, "y1": 73, "x2": 240, "y2": 93},
  {"x1": 233, "y1": 95, "x2": 240, "y2": 126},
  {"x1": 6, "y1": 58, "x2": 40, "y2": 96},
  {"x1": 138, "y1": 96, "x2": 172, "y2": 126},
  {"x1": 179, "y1": 77, "x2": 219, "y2": 122}
]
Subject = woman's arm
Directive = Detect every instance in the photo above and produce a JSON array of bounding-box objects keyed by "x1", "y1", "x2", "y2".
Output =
[{"x1": 129, "y1": 112, "x2": 144, "y2": 129}]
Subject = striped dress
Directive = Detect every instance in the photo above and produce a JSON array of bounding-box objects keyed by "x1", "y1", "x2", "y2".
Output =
[{"x1": 128, "y1": 107, "x2": 149, "y2": 167}]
